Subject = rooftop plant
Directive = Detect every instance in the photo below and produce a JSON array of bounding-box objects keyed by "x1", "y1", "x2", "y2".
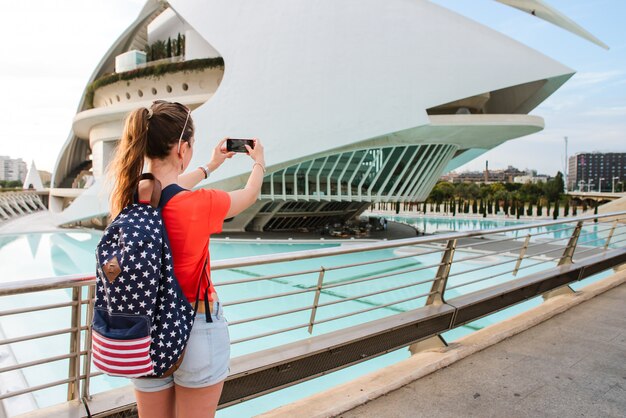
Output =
[{"x1": 84, "y1": 57, "x2": 224, "y2": 109}]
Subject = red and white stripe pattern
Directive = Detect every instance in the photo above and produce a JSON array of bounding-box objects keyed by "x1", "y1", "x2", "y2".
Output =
[{"x1": 92, "y1": 332, "x2": 154, "y2": 377}]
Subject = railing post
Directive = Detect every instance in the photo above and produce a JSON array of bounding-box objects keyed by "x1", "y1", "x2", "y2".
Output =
[
  {"x1": 512, "y1": 234, "x2": 531, "y2": 276},
  {"x1": 603, "y1": 220, "x2": 618, "y2": 250},
  {"x1": 67, "y1": 286, "x2": 82, "y2": 401},
  {"x1": 308, "y1": 268, "x2": 326, "y2": 334},
  {"x1": 426, "y1": 239, "x2": 457, "y2": 306},
  {"x1": 81, "y1": 284, "x2": 96, "y2": 400},
  {"x1": 544, "y1": 221, "x2": 583, "y2": 299},
  {"x1": 410, "y1": 240, "x2": 456, "y2": 354},
  {"x1": 557, "y1": 221, "x2": 583, "y2": 266}
]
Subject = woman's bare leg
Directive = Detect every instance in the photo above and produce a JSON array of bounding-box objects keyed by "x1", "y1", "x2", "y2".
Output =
[
  {"x1": 134, "y1": 387, "x2": 175, "y2": 418},
  {"x1": 174, "y1": 381, "x2": 224, "y2": 418}
]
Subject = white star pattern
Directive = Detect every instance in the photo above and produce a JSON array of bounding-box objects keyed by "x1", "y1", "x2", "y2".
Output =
[{"x1": 94, "y1": 197, "x2": 197, "y2": 377}]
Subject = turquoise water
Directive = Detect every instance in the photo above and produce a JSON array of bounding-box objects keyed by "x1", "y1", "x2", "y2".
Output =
[
  {"x1": 0, "y1": 216, "x2": 620, "y2": 417},
  {"x1": 388, "y1": 214, "x2": 618, "y2": 247}
]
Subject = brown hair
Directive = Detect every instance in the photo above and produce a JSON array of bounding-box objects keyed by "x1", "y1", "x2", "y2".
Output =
[{"x1": 108, "y1": 101, "x2": 194, "y2": 218}]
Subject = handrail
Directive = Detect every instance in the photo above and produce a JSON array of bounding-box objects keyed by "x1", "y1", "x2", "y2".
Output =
[
  {"x1": 209, "y1": 212, "x2": 626, "y2": 270},
  {"x1": 2, "y1": 211, "x2": 625, "y2": 296},
  {"x1": 1, "y1": 211, "x2": 625, "y2": 414}
]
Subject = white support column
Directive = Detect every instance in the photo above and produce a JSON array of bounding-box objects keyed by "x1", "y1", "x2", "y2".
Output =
[
  {"x1": 347, "y1": 150, "x2": 369, "y2": 200},
  {"x1": 292, "y1": 163, "x2": 302, "y2": 199},
  {"x1": 281, "y1": 169, "x2": 287, "y2": 200},
  {"x1": 366, "y1": 147, "x2": 397, "y2": 201},
  {"x1": 375, "y1": 146, "x2": 409, "y2": 201},
  {"x1": 316, "y1": 156, "x2": 329, "y2": 200},
  {"x1": 356, "y1": 156, "x2": 377, "y2": 202},
  {"x1": 385, "y1": 146, "x2": 419, "y2": 201},
  {"x1": 413, "y1": 145, "x2": 456, "y2": 201},
  {"x1": 402, "y1": 144, "x2": 439, "y2": 201},
  {"x1": 326, "y1": 154, "x2": 344, "y2": 200},
  {"x1": 304, "y1": 160, "x2": 316, "y2": 201},
  {"x1": 336, "y1": 151, "x2": 357, "y2": 201}
]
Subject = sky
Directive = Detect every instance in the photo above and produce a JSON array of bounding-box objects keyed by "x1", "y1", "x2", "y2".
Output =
[{"x1": 0, "y1": 0, "x2": 624, "y2": 176}]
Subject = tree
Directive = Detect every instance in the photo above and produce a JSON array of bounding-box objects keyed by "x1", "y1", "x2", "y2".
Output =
[
  {"x1": 553, "y1": 199, "x2": 559, "y2": 220},
  {"x1": 144, "y1": 44, "x2": 152, "y2": 61},
  {"x1": 429, "y1": 181, "x2": 454, "y2": 205},
  {"x1": 176, "y1": 32, "x2": 183, "y2": 56},
  {"x1": 472, "y1": 200, "x2": 478, "y2": 214},
  {"x1": 545, "y1": 172, "x2": 565, "y2": 202},
  {"x1": 167, "y1": 37, "x2": 172, "y2": 58},
  {"x1": 152, "y1": 40, "x2": 167, "y2": 60},
  {"x1": 537, "y1": 202, "x2": 543, "y2": 217},
  {"x1": 563, "y1": 200, "x2": 570, "y2": 217}
]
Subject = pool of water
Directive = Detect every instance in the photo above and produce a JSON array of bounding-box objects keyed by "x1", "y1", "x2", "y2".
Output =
[
  {"x1": 0, "y1": 217, "x2": 616, "y2": 417},
  {"x1": 387, "y1": 214, "x2": 615, "y2": 247}
]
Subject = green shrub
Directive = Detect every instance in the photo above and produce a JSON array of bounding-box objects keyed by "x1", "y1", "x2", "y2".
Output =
[{"x1": 84, "y1": 57, "x2": 225, "y2": 108}]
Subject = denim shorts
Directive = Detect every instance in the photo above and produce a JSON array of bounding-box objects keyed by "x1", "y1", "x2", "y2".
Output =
[{"x1": 132, "y1": 302, "x2": 230, "y2": 392}]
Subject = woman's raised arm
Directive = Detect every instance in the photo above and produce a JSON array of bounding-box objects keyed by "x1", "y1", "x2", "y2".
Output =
[
  {"x1": 178, "y1": 138, "x2": 235, "y2": 190},
  {"x1": 226, "y1": 139, "x2": 265, "y2": 218}
]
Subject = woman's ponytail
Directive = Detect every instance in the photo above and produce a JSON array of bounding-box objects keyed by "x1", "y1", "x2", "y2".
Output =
[{"x1": 109, "y1": 108, "x2": 150, "y2": 218}]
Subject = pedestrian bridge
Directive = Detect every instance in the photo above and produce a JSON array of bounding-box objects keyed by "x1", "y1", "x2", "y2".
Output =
[
  {"x1": 1, "y1": 211, "x2": 625, "y2": 417},
  {"x1": 567, "y1": 191, "x2": 626, "y2": 206}
]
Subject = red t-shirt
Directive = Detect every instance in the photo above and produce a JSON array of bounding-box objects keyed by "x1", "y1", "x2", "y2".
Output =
[{"x1": 161, "y1": 187, "x2": 231, "y2": 302}]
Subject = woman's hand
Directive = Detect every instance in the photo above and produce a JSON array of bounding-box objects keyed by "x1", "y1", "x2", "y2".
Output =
[
  {"x1": 207, "y1": 138, "x2": 235, "y2": 172},
  {"x1": 245, "y1": 138, "x2": 265, "y2": 166}
]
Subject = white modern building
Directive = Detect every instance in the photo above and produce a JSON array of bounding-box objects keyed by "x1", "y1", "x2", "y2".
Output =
[{"x1": 51, "y1": 0, "x2": 607, "y2": 231}]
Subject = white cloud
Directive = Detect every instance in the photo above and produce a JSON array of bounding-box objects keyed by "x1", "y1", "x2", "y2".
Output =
[
  {"x1": 0, "y1": 1, "x2": 144, "y2": 172},
  {"x1": 566, "y1": 70, "x2": 625, "y2": 88},
  {"x1": 582, "y1": 106, "x2": 626, "y2": 117}
]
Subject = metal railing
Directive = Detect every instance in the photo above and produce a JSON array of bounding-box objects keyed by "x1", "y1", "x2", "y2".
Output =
[{"x1": 1, "y1": 211, "x2": 625, "y2": 416}]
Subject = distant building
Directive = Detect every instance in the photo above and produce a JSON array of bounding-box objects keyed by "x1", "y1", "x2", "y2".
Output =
[
  {"x1": 513, "y1": 175, "x2": 548, "y2": 184},
  {"x1": 568, "y1": 152, "x2": 626, "y2": 192},
  {"x1": 443, "y1": 166, "x2": 528, "y2": 184},
  {"x1": 0, "y1": 156, "x2": 27, "y2": 182}
]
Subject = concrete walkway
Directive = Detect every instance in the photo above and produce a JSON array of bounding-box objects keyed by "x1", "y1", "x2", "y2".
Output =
[{"x1": 340, "y1": 283, "x2": 626, "y2": 418}]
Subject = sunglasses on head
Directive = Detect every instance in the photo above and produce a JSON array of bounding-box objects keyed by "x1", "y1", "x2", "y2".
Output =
[{"x1": 177, "y1": 108, "x2": 191, "y2": 155}]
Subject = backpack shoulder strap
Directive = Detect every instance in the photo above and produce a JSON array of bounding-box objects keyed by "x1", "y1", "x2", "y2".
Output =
[{"x1": 158, "y1": 183, "x2": 187, "y2": 208}]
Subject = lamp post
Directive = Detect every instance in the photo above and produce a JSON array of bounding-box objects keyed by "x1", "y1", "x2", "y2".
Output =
[
  {"x1": 598, "y1": 177, "x2": 605, "y2": 193},
  {"x1": 587, "y1": 179, "x2": 594, "y2": 192},
  {"x1": 612, "y1": 176, "x2": 619, "y2": 193}
]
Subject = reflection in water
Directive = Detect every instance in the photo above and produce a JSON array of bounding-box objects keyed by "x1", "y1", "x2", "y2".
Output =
[
  {"x1": 49, "y1": 232, "x2": 101, "y2": 277},
  {"x1": 391, "y1": 216, "x2": 610, "y2": 247}
]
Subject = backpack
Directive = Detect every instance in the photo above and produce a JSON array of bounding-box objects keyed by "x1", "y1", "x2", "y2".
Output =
[{"x1": 92, "y1": 174, "x2": 203, "y2": 378}]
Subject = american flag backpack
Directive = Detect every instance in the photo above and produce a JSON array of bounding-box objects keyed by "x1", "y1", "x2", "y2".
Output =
[{"x1": 92, "y1": 174, "x2": 203, "y2": 378}]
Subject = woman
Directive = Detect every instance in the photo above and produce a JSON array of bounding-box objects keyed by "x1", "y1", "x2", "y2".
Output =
[{"x1": 108, "y1": 100, "x2": 265, "y2": 417}]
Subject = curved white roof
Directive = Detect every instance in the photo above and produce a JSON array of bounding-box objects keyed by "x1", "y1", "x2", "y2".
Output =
[
  {"x1": 53, "y1": 0, "x2": 608, "y2": 224},
  {"x1": 495, "y1": 0, "x2": 608, "y2": 49},
  {"x1": 168, "y1": 0, "x2": 573, "y2": 184}
]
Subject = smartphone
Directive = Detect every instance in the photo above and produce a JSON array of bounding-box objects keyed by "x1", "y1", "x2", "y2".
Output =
[{"x1": 226, "y1": 138, "x2": 255, "y2": 153}]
